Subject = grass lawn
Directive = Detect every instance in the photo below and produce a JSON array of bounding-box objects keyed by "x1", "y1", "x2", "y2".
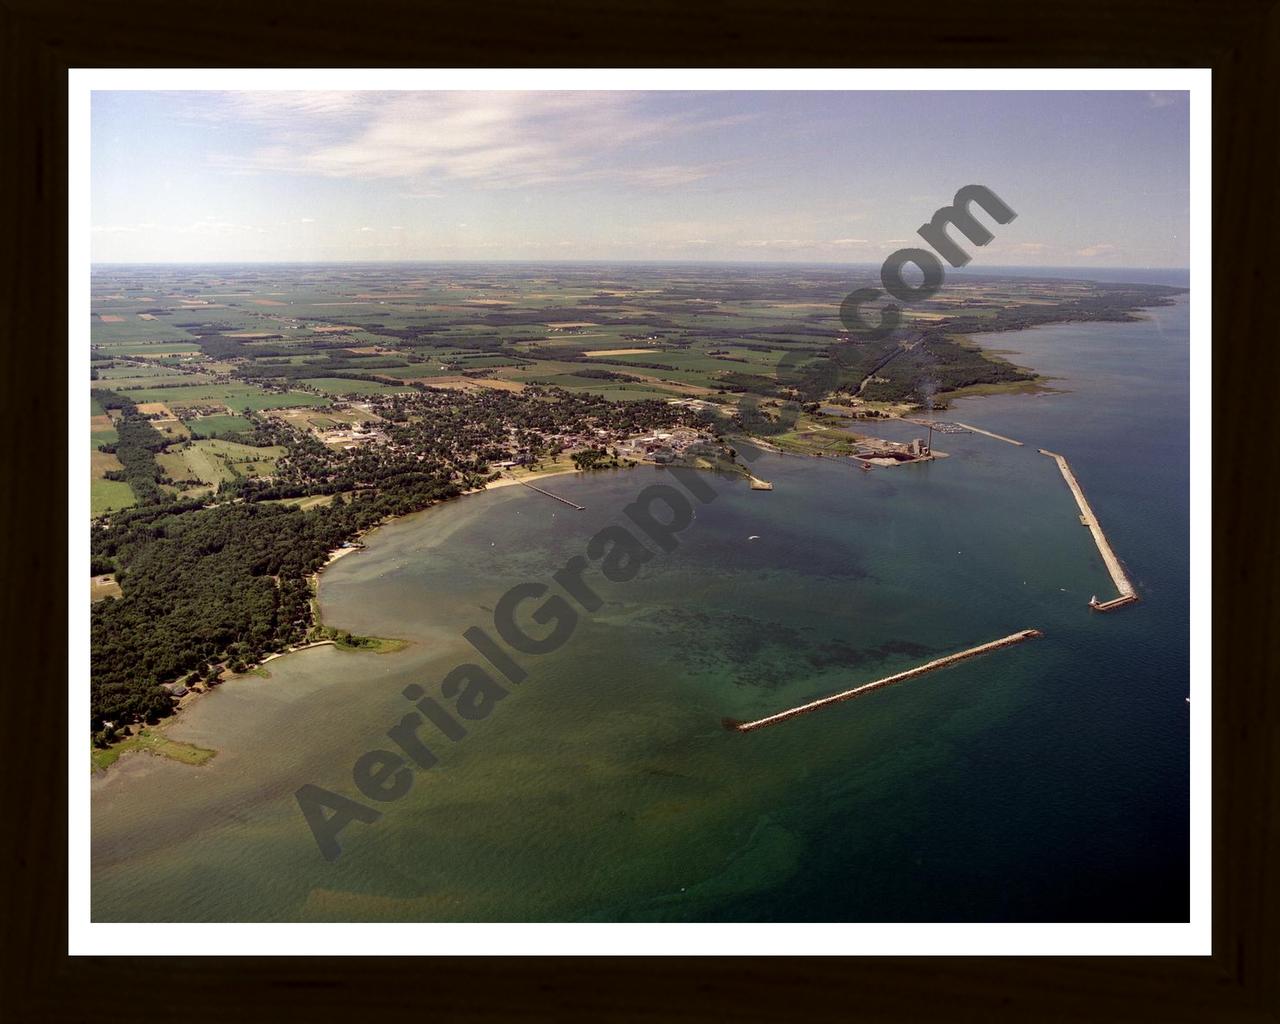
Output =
[
  {"x1": 91, "y1": 728, "x2": 216, "y2": 772},
  {"x1": 269, "y1": 493, "x2": 343, "y2": 510}
]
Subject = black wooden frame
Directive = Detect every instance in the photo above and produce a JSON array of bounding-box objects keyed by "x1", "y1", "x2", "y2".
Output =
[{"x1": 3, "y1": 1, "x2": 1275, "y2": 1018}]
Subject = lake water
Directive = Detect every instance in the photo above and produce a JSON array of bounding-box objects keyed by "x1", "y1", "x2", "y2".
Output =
[{"x1": 91, "y1": 296, "x2": 1190, "y2": 922}]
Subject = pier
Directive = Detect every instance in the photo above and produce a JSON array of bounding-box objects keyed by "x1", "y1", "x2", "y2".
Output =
[
  {"x1": 727, "y1": 628, "x2": 1043, "y2": 733},
  {"x1": 1038, "y1": 449, "x2": 1137, "y2": 611},
  {"x1": 510, "y1": 476, "x2": 586, "y2": 510},
  {"x1": 952, "y1": 421, "x2": 1024, "y2": 446}
]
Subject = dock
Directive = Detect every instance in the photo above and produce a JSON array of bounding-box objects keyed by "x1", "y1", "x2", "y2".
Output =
[
  {"x1": 1038, "y1": 449, "x2": 1137, "y2": 611},
  {"x1": 727, "y1": 628, "x2": 1043, "y2": 733},
  {"x1": 510, "y1": 476, "x2": 586, "y2": 510}
]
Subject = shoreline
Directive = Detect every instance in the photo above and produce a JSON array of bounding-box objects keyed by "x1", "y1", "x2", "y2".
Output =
[
  {"x1": 477, "y1": 464, "x2": 582, "y2": 491},
  {"x1": 93, "y1": 311, "x2": 1140, "y2": 774},
  {"x1": 92, "y1": 458, "x2": 692, "y2": 771}
]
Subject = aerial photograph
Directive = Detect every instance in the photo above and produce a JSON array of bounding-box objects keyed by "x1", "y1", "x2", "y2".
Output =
[{"x1": 86, "y1": 89, "x2": 1191, "y2": 924}]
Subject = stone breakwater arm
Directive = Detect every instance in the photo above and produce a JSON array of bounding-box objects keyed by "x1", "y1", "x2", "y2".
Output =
[
  {"x1": 1038, "y1": 450, "x2": 1137, "y2": 610},
  {"x1": 728, "y1": 629, "x2": 1043, "y2": 733},
  {"x1": 953, "y1": 422, "x2": 1024, "y2": 446}
]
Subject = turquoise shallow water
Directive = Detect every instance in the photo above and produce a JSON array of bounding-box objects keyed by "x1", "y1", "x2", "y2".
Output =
[{"x1": 91, "y1": 296, "x2": 1190, "y2": 922}]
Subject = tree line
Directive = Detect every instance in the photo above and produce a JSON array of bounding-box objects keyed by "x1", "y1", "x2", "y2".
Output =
[{"x1": 92, "y1": 389, "x2": 168, "y2": 504}]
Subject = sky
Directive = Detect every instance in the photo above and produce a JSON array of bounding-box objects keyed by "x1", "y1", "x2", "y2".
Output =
[{"x1": 91, "y1": 90, "x2": 1190, "y2": 267}]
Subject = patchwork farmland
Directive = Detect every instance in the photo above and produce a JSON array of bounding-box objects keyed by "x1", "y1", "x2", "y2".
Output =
[{"x1": 89, "y1": 263, "x2": 1179, "y2": 519}]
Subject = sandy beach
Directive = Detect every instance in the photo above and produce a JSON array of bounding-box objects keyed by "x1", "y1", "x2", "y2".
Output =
[{"x1": 481, "y1": 465, "x2": 583, "y2": 491}]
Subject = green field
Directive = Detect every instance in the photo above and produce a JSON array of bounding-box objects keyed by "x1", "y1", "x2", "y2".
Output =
[
  {"x1": 156, "y1": 450, "x2": 195, "y2": 483},
  {"x1": 91, "y1": 479, "x2": 136, "y2": 517},
  {"x1": 269, "y1": 493, "x2": 343, "y2": 510},
  {"x1": 92, "y1": 339, "x2": 202, "y2": 356},
  {"x1": 101, "y1": 373, "x2": 217, "y2": 390},
  {"x1": 299, "y1": 377, "x2": 418, "y2": 396},
  {"x1": 91, "y1": 317, "x2": 199, "y2": 344},
  {"x1": 379, "y1": 363, "x2": 456, "y2": 379},
  {"x1": 97, "y1": 363, "x2": 183, "y2": 379},
  {"x1": 125, "y1": 383, "x2": 331, "y2": 412},
  {"x1": 171, "y1": 439, "x2": 287, "y2": 486},
  {"x1": 185, "y1": 414, "x2": 253, "y2": 438}
]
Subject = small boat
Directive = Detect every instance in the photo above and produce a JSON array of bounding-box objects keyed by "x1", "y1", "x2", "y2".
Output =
[{"x1": 747, "y1": 535, "x2": 760, "y2": 541}]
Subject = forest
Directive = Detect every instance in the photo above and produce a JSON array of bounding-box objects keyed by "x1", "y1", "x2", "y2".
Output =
[{"x1": 89, "y1": 483, "x2": 459, "y2": 729}]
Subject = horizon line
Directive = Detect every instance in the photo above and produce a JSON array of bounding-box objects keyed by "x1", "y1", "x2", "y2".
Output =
[{"x1": 90, "y1": 259, "x2": 1191, "y2": 271}]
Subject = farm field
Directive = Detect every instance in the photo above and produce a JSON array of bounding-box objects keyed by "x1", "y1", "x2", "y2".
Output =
[
  {"x1": 91, "y1": 450, "x2": 123, "y2": 478},
  {"x1": 121, "y1": 383, "x2": 331, "y2": 412},
  {"x1": 185, "y1": 413, "x2": 254, "y2": 438},
  {"x1": 91, "y1": 479, "x2": 136, "y2": 517},
  {"x1": 299, "y1": 377, "x2": 418, "y2": 396},
  {"x1": 89, "y1": 262, "x2": 1182, "y2": 524}
]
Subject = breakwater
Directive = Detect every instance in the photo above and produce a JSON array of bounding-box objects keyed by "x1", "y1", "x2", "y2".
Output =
[
  {"x1": 953, "y1": 421, "x2": 1024, "y2": 446},
  {"x1": 728, "y1": 628, "x2": 1044, "y2": 732},
  {"x1": 1038, "y1": 449, "x2": 1137, "y2": 611}
]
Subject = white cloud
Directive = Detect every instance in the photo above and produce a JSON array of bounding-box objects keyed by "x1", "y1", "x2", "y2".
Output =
[
  {"x1": 94, "y1": 219, "x2": 254, "y2": 236},
  {"x1": 1077, "y1": 243, "x2": 1117, "y2": 258},
  {"x1": 736, "y1": 239, "x2": 815, "y2": 251},
  {"x1": 212, "y1": 91, "x2": 734, "y2": 190},
  {"x1": 300, "y1": 217, "x2": 315, "y2": 223}
]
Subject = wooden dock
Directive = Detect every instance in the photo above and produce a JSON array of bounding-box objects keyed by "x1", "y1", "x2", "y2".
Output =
[
  {"x1": 1038, "y1": 449, "x2": 1137, "y2": 611},
  {"x1": 511, "y1": 477, "x2": 585, "y2": 510},
  {"x1": 727, "y1": 628, "x2": 1043, "y2": 733}
]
